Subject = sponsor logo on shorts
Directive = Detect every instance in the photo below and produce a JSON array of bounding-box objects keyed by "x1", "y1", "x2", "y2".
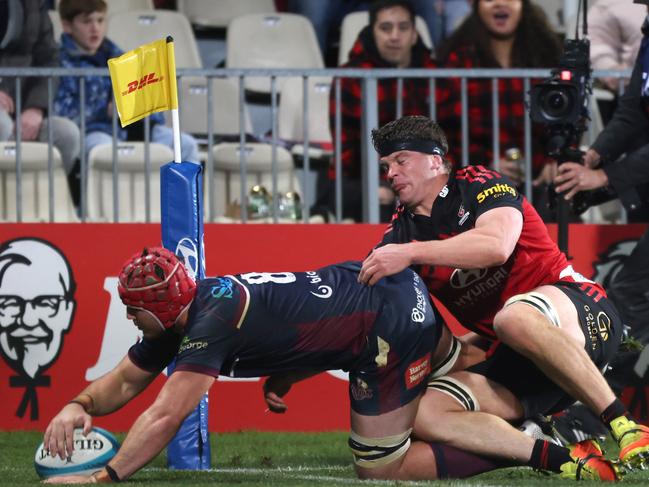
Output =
[
  {"x1": 597, "y1": 311, "x2": 611, "y2": 341},
  {"x1": 476, "y1": 183, "x2": 517, "y2": 203},
  {"x1": 405, "y1": 354, "x2": 431, "y2": 389},
  {"x1": 350, "y1": 377, "x2": 373, "y2": 401},
  {"x1": 178, "y1": 336, "x2": 208, "y2": 354},
  {"x1": 583, "y1": 304, "x2": 609, "y2": 351},
  {"x1": 210, "y1": 278, "x2": 233, "y2": 299}
]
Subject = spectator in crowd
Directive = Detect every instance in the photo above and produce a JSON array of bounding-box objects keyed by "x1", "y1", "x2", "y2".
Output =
[
  {"x1": 0, "y1": 0, "x2": 80, "y2": 178},
  {"x1": 588, "y1": 0, "x2": 646, "y2": 123},
  {"x1": 54, "y1": 0, "x2": 200, "y2": 164},
  {"x1": 359, "y1": 114, "x2": 647, "y2": 477},
  {"x1": 435, "y1": 0, "x2": 562, "y2": 219},
  {"x1": 316, "y1": 0, "x2": 434, "y2": 222},
  {"x1": 554, "y1": 2, "x2": 649, "y2": 360}
]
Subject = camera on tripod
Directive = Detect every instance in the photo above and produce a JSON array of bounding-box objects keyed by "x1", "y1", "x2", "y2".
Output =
[{"x1": 529, "y1": 38, "x2": 591, "y2": 159}]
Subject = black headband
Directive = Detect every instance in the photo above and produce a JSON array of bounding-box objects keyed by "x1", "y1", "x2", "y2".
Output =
[{"x1": 376, "y1": 139, "x2": 446, "y2": 158}]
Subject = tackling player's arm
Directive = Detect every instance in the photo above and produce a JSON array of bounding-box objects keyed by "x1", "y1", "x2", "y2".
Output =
[
  {"x1": 359, "y1": 207, "x2": 522, "y2": 285},
  {"x1": 44, "y1": 355, "x2": 159, "y2": 460}
]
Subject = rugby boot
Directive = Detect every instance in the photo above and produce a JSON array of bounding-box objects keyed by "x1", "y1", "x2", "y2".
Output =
[
  {"x1": 559, "y1": 440, "x2": 620, "y2": 481},
  {"x1": 610, "y1": 415, "x2": 649, "y2": 470}
]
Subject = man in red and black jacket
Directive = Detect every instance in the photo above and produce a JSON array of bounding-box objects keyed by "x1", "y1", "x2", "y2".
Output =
[{"x1": 317, "y1": 0, "x2": 434, "y2": 222}]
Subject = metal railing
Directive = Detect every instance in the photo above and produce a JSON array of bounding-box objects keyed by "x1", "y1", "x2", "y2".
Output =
[{"x1": 0, "y1": 66, "x2": 631, "y2": 223}]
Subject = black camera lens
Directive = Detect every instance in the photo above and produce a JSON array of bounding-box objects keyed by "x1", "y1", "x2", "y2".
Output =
[
  {"x1": 540, "y1": 86, "x2": 575, "y2": 121},
  {"x1": 529, "y1": 81, "x2": 581, "y2": 124},
  {"x1": 543, "y1": 89, "x2": 570, "y2": 118},
  {"x1": 548, "y1": 91, "x2": 567, "y2": 109}
]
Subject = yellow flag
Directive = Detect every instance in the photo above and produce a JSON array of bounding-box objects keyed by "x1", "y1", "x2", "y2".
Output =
[{"x1": 108, "y1": 37, "x2": 179, "y2": 127}]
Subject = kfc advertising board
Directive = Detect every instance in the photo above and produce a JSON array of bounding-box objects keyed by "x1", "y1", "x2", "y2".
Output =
[{"x1": 0, "y1": 223, "x2": 646, "y2": 432}]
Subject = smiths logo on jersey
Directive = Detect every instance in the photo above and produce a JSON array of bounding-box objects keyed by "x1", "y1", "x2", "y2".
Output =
[{"x1": 476, "y1": 183, "x2": 517, "y2": 204}]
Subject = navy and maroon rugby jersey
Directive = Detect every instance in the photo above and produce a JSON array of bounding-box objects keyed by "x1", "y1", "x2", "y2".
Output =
[
  {"x1": 380, "y1": 165, "x2": 604, "y2": 339},
  {"x1": 128, "y1": 262, "x2": 441, "y2": 413}
]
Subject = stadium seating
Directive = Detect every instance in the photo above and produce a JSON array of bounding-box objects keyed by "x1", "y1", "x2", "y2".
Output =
[
  {"x1": 278, "y1": 76, "x2": 332, "y2": 160},
  {"x1": 86, "y1": 142, "x2": 174, "y2": 222},
  {"x1": 177, "y1": 0, "x2": 276, "y2": 29},
  {"x1": 54, "y1": 0, "x2": 154, "y2": 15},
  {"x1": 226, "y1": 13, "x2": 324, "y2": 95},
  {"x1": 338, "y1": 11, "x2": 433, "y2": 66},
  {"x1": 0, "y1": 142, "x2": 78, "y2": 222},
  {"x1": 208, "y1": 142, "x2": 297, "y2": 221},
  {"x1": 106, "y1": 9, "x2": 202, "y2": 67},
  {"x1": 179, "y1": 77, "x2": 253, "y2": 139}
]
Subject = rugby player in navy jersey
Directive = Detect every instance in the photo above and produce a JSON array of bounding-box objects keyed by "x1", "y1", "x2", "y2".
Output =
[
  {"x1": 43, "y1": 247, "x2": 509, "y2": 483},
  {"x1": 357, "y1": 114, "x2": 644, "y2": 479}
]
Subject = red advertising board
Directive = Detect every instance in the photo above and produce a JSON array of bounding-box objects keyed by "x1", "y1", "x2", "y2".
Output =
[{"x1": 0, "y1": 223, "x2": 645, "y2": 433}]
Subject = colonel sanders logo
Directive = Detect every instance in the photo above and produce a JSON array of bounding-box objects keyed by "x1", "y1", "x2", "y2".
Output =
[{"x1": 0, "y1": 238, "x2": 76, "y2": 420}]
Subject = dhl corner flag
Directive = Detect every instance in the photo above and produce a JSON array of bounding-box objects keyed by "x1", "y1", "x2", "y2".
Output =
[{"x1": 108, "y1": 36, "x2": 179, "y2": 127}]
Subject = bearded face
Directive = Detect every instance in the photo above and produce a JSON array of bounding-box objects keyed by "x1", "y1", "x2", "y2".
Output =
[{"x1": 0, "y1": 240, "x2": 76, "y2": 378}]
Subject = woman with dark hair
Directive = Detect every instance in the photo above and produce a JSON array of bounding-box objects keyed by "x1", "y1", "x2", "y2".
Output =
[{"x1": 435, "y1": 0, "x2": 562, "y2": 218}]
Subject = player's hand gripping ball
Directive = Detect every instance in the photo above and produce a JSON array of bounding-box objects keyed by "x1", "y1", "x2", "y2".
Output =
[{"x1": 34, "y1": 427, "x2": 120, "y2": 479}]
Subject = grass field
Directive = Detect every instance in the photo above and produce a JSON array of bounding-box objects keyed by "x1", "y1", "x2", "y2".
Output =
[{"x1": 3, "y1": 430, "x2": 649, "y2": 486}]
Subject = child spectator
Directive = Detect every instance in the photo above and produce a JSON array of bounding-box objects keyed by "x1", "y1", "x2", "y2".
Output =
[{"x1": 55, "y1": 0, "x2": 199, "y2": 163}]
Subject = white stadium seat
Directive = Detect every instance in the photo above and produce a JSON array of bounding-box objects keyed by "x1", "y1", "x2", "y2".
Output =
[
  {"x1": 226, "y1": 13, "x2": 324, "y2": 94},
  {"x1": 87, "y1": 142, "x2": 174, "y2": 222},
  {"x1": 0, "y1": 142, "x2": 78, "y2": 222},
  {"x1": 177, "y1": 0, "x2": 276, "y2": 29},
  {"x1": 54, "y1": 0, "x2": 154, "y2": 16},
  {"x1": 107, "y1": 10, "x2": 202, "y2": 68},
  {"x1": 278, "y1": 76, "x2": 333, "y2": 160}
]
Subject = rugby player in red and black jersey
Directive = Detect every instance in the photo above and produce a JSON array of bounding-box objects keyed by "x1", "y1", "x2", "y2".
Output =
[{"x1": 359, "y1": 115, "x2": 649, "y2": 478}]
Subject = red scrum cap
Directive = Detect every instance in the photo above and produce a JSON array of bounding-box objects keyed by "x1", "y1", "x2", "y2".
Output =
[{"x1": 118, "y1": 247, "x2": 196, "y2": 329}]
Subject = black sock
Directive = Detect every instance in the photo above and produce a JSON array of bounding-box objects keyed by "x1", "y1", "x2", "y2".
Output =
[
  {"x1": 430, "y1": 442, "x2": 516, "y2": 479},
  {"x1": 527, "y1": 439, "x2": 572, "y2": 473},
  {"x1": 600, "y1": 398, "x2": 630, "y2": 430}
]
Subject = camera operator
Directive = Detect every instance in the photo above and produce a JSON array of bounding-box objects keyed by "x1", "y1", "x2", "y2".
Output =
[{"x1": 554, "y1": 0, "x2": 649, "y2": 387}]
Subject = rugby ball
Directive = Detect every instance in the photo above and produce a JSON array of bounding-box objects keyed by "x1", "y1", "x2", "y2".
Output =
[{"x1": 34, "y1": 427, "x2": 120, "y2": 479}]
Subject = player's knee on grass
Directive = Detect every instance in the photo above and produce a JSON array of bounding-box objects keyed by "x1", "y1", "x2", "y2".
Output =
[{"x1": 349, "y1": 429, "x2": 411, "y2": 478}]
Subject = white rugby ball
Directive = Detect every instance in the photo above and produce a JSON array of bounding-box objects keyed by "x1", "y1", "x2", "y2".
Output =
[{"x1": 34, "y1": 427, "x2": 120, "y2": 479}]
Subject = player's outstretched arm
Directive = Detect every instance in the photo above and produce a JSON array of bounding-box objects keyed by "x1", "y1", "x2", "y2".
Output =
[
  {"x1": 44, "y1": 370, "x2": 215, "y2": 484},
  {"x1": 43, "y1": 355, "x2": 158, "y2": 460}
]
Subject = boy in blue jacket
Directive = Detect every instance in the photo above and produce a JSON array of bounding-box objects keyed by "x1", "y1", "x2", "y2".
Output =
[{"x1": 54, "y1": 0, "x2": 199, "y2": 162}]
